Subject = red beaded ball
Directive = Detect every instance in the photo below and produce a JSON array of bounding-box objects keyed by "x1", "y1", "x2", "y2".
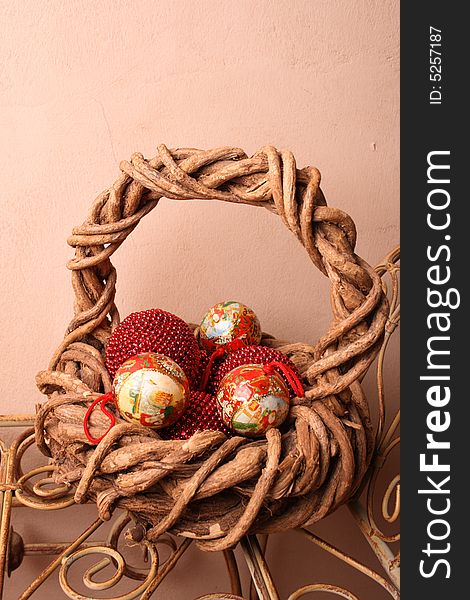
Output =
[
  {"x1": 193, "y1": 349, "x2": 211, "y2": 389},
  {"x1": 105, "y1": 309, "x2": 200, "y2": 384},
  {"x1": 210, "y1": 345, "x2": 301, "y2": 395},
  {"x1": 163, "y1": 391, "x2": 231, "y2": 440}
]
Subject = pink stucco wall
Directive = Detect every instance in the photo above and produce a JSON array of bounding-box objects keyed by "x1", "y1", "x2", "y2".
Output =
[{"x1": 1, "y1": 1, "x2": 399, "y2": 597}]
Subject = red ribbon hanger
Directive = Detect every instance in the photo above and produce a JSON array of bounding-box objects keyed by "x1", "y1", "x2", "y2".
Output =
[
  {"x1": 263, "y1": 361, "x2": 305, "y2": 398},
  {"x1": 83, "y1": 391, "x2": 116, "y2": 444}
]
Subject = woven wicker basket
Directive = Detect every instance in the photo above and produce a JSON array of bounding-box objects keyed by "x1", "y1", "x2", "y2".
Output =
[{"x1": 35, "y1": 144, "x2": 389, "y2": 551}]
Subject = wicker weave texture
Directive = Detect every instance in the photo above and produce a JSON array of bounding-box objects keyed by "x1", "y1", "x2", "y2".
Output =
[{"x1": 35, "y1": 145, "x2": 388, "y2": 551}]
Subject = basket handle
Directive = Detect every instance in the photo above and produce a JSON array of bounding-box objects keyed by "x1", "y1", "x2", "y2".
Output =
[{"x1": 37, "y1": 145, "x2": 388, "y2": 403}]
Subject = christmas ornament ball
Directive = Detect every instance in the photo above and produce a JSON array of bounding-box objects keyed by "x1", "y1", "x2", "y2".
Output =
[
  {"x1": 163, "y1": 390, "x2": 231, "y2": 440},
  {"x1": 209, "y1": 345, "x2": 301, "y2": 395},
  {"x1": 105, "y1": 309, "x2": 200, "y2": 383},
  {"x1": 113, "y1": 352, "x2": 189, "y2": 429},
  {"x1": 199, "y1": 301, "x2": 261, "y2": 354},
  {"x1": 216, "y1": 364, "x2": 290, "y2": 437},
  {"x1": 194, "y1": 349, "x2": 211, "y2": 389}
]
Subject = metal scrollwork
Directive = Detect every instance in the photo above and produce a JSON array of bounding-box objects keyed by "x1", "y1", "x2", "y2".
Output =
[
  {"x1": 59, "y1": 542, "x2": 159, "y2": 600},
  {"x1": 288, "y1": 585, "x2": 361, "y2": 600}
]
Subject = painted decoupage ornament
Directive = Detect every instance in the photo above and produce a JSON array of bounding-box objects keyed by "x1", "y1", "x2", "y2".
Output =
[
  {"x1": 199, "y1": 301, "x2": 262, "y2": 354},
  {"x1": 216, "y1": 362, "x2": 303, "y2": 437},
  {"x1": 113, "y1": 352, "x2": 189, "y2": 429}
]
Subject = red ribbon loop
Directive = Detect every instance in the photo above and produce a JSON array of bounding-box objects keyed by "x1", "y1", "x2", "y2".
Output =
[
  {"x1": 198, "y1": 338, "x2": 246, "y2": 391},
  {"x1": 263, "y1": 361, "x2": 305, "y2": 398},
  {"x1": 83, "y1": 391, "x2": 116, "y2": 444}
]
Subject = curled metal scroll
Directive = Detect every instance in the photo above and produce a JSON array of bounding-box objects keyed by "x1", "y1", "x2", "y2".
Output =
[{"x1": 59, "y1": 542, "x2": 159, "y2": 600}]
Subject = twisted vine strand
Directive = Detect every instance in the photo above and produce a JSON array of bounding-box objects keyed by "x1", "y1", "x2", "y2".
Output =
[{"x1": 35, "y1": 145, "x2": 388, "y2": 550}]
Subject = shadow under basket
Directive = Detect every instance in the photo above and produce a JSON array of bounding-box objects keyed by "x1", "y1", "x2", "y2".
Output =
[{"x1": 35, "y1": 144, "x2": 391, "y2": 552}]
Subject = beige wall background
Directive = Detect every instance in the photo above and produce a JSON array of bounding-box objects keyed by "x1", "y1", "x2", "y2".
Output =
[{"x1": 0, "y1": 1, "x2": 399, "y2": 598}]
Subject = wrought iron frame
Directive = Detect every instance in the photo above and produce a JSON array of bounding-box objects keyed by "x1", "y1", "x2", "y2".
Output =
[{"x1": 0, "y1": 248, "x2": 399, "y2": 599}]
